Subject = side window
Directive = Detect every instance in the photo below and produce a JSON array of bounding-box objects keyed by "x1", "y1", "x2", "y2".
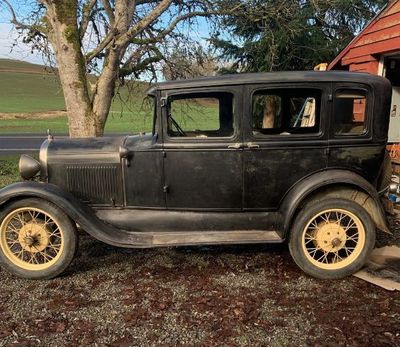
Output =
[
  {"x1": 167, "y1": 92, "x2": 234, "y2": 138},
  {"x1": 334, "y1": 89, "x2": 367, "y2": 135},
  {"x1": 252, "y1": 88, "x2": 320, "y2": 135}
]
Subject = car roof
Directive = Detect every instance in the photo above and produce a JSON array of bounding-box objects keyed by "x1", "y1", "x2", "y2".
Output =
[{"x1": 147, "y1": 71, "x2": 389, "y2": 93}]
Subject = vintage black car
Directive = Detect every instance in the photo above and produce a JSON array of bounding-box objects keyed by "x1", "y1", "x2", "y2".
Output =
[{"x1": 0, "y1": 71, "x2": 393, "y2": 280}]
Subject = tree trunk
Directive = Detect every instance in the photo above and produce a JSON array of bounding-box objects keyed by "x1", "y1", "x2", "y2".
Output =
[
  {"x1": 91, "y1": 0, "x2": 133, "y2": 136},
  {"x1": 46, "y1": 1, "x2": 96, "y2": 137},
  {"x1": 91, "y1": 51, "x2": 120, "y2": 137}
]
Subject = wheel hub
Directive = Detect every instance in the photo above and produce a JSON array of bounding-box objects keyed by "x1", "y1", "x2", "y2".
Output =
[
  {"x1": 18, "y1": 223, "x2": 50, "y2": 253},
  {"x1": 314, "y1": 222, "x2": 346, "y2": 252}
]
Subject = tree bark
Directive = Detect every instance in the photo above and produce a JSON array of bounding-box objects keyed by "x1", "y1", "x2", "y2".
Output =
[
  {"x1": 90, "y1": 0, "x2": 133, "y2": 136},
  {"x1": 45, "y1": 1, "x2": 96, "y2": 137},
  {"x1": 91, "y1": 51, "x2": 120, "y2": 136}
]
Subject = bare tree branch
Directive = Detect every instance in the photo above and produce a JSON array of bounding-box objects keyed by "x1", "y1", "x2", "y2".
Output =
[
  {"x1": 120, "y1": 45, "x2": 163, "y2": 77},
  {"x1": 117, "y1": 0, "x2": 173, "y2": 46},
  {"x1": 131, "y1": 10, "x2": 218, "y2": 45},
  {"x1": 1, "y1": 0, "x2": 40, "y2": 31},
  {"x1": 80, "y1": 0, "x2": 98, "y2": 39},
  {"x1": 102, "y1": 0, "x2": 115, "y2": 26},
  {"x1": 85, "y1": 31, "x2": 116, "y2": 62}
]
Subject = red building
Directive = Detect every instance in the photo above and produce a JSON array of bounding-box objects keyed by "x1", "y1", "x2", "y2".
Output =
[{"x1": 328, "y1": 0, "x2": 400, "y2": 143}]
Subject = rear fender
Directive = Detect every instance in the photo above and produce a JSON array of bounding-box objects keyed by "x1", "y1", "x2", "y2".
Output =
[{"x1": 279, "y1": 169, "x2": 389, "y2": 237}]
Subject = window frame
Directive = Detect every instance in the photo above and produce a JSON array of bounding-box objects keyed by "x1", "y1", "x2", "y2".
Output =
[
  {"x1": 247, "y1": 84, "x2": 326, "y2": 141},
  {"x1": 161, "y1": 87, "x2": 240, "y2": 143},
  {"x1": 149, "y1": 94, "x2": 158, "y2": 135}
]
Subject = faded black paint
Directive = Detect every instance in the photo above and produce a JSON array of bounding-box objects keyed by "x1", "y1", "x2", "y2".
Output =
[{"x1": 0, "y1": 71, "x2": 393, "y2": 247}]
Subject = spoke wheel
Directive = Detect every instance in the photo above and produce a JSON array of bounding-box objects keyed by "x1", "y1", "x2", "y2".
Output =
[
  {"x1": 1, "y1": 207, "x2": 64, "y2": 271},
  {"x1": 0, "y1": 198, "x2": 78, "y2": 279},
  {"x1": 289, "y1": 198, "x2": 375, "y2": 279},
  {"x1": 302, "y1": 209, "x2": 365, "y2": 270}
]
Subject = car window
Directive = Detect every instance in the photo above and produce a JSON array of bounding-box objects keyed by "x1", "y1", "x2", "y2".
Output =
[
  {"x1": 333, "y1": 89, "x2": 367, "y2": 135},
  {"x1": 167, "y1": 92, "x2": 234, "y2": 138},
  {"x1": 252, "y1": 88, "x2": 320, "y2": 135}
]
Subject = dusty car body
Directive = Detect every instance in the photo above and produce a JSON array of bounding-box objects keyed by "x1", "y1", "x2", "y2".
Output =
[{"x1": 0, "y1": 71, "x2": 393, "y2": 279}]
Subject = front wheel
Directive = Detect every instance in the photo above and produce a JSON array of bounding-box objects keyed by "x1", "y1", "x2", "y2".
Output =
[
  {"x1": 289, "y1": 198, "x2": 375, "y2": 279},
  {"x1": 0, "y1": 198, "x2": 78, "y2": 279}
]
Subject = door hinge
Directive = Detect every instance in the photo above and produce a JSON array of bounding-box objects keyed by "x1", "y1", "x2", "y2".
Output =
[
  {"x1": 163, "y1": 185, "x2": 169, "y2": 193},
  {"x1": 162, "y1": 151, "x2": 167, "y2": 158},
  {"x1": 161, "y1": 97, "x2": 167, "y2": 107},
  {"x1": 328, "y1": 94, "x2": 333, "y2": 101}
]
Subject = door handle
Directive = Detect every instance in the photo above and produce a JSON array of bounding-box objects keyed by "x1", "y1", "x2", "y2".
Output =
[
  {"x1": 247, "y1": 142, "x2": 260, "y2": 149},
  {"x1": 228, "y1": 143, "x2": 244, "y2": 149}
]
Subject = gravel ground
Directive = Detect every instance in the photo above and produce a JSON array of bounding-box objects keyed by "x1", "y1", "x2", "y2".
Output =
[{"x1": 0, "y1": 225, "x2": 399, "y2": 346}]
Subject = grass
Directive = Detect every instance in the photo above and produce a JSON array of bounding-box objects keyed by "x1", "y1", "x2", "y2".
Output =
[
  {"x1": 0, "y1": 71, "x2": 65, "y2": 113},
  {"x1": 0, "y1": 111, "x2": 154, "y2": 134},
  {"x1": 0, "y1": 59, "x2": 156, "y2": 134},
  {"x1": 0, "y1": 59, "x2": 221, "y2": 134},
  {"x1": 0, "y1": 157, "x2": 19, "y2": 187},
  {"x1": 0, "y1": 58, "x2": 47, "y2": 70}
]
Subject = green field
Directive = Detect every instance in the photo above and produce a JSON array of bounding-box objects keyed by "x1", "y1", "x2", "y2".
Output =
[
  {"x1": 0, "y1": 157, "x2": 19, "y2": 187},
  {"x1": 0, "y1": 59, "x2": 155, "y2": 134},
  {"x1": 0, "y1": 59, "x2": 220, "y2": 135}
]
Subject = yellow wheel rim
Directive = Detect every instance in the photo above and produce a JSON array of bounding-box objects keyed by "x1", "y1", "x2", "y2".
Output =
[
  {"x1": 0, "y1": 207, "x2": 64, "y2": 271},
  {"x1": 301, "y1": 208, "x2": 366, "y2": 270}
]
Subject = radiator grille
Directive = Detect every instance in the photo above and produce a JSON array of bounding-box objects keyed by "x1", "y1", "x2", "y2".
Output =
[{"x1": 66, "y1": 165, "x2": 123, "y2": 205}]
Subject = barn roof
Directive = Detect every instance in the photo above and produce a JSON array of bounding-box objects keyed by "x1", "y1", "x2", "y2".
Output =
[{"x1": 329, "y1": 1, "x2": 400, "y2": 70}]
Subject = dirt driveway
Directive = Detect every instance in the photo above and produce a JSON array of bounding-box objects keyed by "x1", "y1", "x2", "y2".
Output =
[{"x1": 0, "y1": 226, "x2": 399, "y2": 347}]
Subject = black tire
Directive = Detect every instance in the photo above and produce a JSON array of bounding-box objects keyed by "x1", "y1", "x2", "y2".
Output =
[
  {"x1": 0, "y1": 198, "x2": 78, "y2": 279},
  {"x1": 288, "y1": 198, "x2": 375, "y2": 279}
]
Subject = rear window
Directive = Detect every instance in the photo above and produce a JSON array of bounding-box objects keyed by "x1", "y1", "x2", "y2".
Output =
[
  {"x1": 252, "y1": 88, "x2": 321, "y2": 135},
  {"x1": 333, "y1": 89, "x2": 367, "y2": 135}
]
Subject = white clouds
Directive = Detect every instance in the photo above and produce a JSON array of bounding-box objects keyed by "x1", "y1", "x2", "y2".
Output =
[{"x1": 0, "y1": 23, "x2": 43, "y2": 64}]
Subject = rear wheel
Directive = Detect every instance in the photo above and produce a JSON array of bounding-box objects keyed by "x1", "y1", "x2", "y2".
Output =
[
  {"x1": 0, "y1": 198, "x2": 78, "y2": 279},
  {"x1": 289, "y1": 198, "x2": 375, "y2": 279}
]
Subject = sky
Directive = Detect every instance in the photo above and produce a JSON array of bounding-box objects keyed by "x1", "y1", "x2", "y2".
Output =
[
  {"x1": 0, "y1": 0, "x2": 44, "y2": 63},
  {"x1": 0, "y1": 1, "x2": 214, "y2": 66},
  {"x1": 0, "y1": 23, "x2": 43, "y2": 64}
]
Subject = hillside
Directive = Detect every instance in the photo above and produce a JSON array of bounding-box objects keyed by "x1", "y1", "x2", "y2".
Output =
[
  {"x1": 0, "y1": 59, "x2": 65, "y2": 113},
  {"x1": 0, "y1": 58, "x2": 50, "y2": 74},
  {"x1": 0, "y1": 59, "x2": 153, "y2": 133}
]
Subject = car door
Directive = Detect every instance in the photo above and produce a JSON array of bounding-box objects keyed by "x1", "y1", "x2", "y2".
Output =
[
  {"x1": 123, "y1": 93, "x2": 165, "y2": 208},
  {"x1": 328, "y1": 83, "x2": 383, "y2": 183},
  {"x1": 242, "y1": 83, "x2": 330, "y2": 210},
  {"x1": 162, "y1": 87, "x2": 243, "y2": 210}
]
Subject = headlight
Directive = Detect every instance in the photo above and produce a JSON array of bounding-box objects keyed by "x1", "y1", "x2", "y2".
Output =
[{"x1": 19, "y1": 155, "x2": 41, "y2": 180}]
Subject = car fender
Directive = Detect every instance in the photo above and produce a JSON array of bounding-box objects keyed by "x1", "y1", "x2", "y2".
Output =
[
  {"x1": 0, "y1": 181, "x2": 145, "y2": 248},
  {"x1": 279, "y1": 169, "x2": 389, "y2": 236}
]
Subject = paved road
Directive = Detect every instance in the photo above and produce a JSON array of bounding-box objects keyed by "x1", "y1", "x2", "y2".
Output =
[
  {"x1": 0, "y1": 134, "x2": 51, "y2": 156},
  {"x1": 0, "y1": 133, "x2": 124, "y2": 156}
]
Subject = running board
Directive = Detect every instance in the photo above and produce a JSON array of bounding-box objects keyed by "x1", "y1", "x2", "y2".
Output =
[{"x1": 121, "y1": 230, "x2": 284, "y2": 248}]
